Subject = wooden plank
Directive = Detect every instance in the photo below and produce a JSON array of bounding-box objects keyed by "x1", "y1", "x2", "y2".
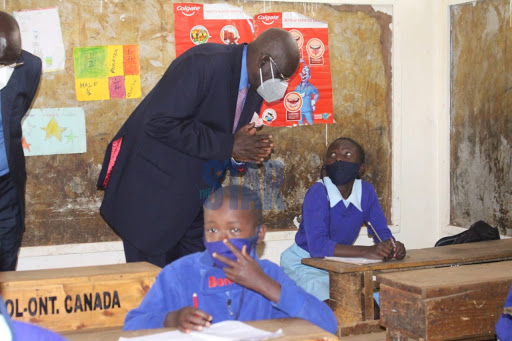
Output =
[
  {"x1": 379, "y1": 285, "x2": 426, "y2": 337},
  {"x1": 329, "y1": 272, "x2": 363, "y2": 325},
  {"x1": 377, "y1": 261, "x2": 512, "y2": 298},
  {"x1": 423, "y1": 280, "x2": 509, "y2": 340},
  {"x1": 303, "y1": 239, "x2": 512, "y2": 273},
  {"x1": 362, "y1": 271, "x2": 375, "y2": 321},
  {"x1": 0, "y1": 262, "x2": 160, "y2": 332},
  {"x1": 341, "y1": 330, "x2": 385, "y2": 341},
  {"x1": 338, "y1": 320, "x2": 383, "y2": 337},
  {"x1": 379, "y1": 261, "x2": 512, "y2": 340},
  {"x1": 62, "y1": 318, "x2": 339, "y2": 341},
  {"x1": 0, "y1": 262, "x2": 160, "y2": 282}
]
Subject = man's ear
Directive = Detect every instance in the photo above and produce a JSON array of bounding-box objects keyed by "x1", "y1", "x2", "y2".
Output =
[
  {"x1": 258, "y1": 54, "x2": 270, "y2": 68},
  {"x1": 257, "y1": 225, "x2": 268, "y2": 244}
]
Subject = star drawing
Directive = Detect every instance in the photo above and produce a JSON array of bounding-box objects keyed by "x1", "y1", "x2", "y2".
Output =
[
  {"x1": 21, "y1": 137, "x2": 31, "y2": 151},
  {"x1": 41, "y1": 118, "x2": 67, "y2": 141}
]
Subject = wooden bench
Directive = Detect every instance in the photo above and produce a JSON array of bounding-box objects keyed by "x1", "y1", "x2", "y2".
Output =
[
  {"x1": 0, "y1": 262, "x2": 160, "y2": 332},
  {"x1": 378, "y1": 261, "x2": 512, "y2": 340},
  {"x1": 302, "y1": 239, "x2": 512, "y2": 336}
]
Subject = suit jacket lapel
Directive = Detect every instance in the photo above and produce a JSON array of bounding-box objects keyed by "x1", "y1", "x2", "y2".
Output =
[
  {"x1": 242, "y1": 88, "x2": 263, "y2": 127},
  {"x1": 229, "y1": 44, "x2": 245, "y2": 133},
  {"x1": 234, "y1": 88, "x2": 263, "y2": 131}
]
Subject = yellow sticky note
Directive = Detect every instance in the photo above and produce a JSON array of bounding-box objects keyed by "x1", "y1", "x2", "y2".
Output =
[
  {"x1": 125, "y1": 75, "x2": 141, "y2": 99},
  {"x1": 107, "y1": 45, "x2": 124, "y2": 77},
  {"x1": 75, "y1": 78, "x2": 110, "y2": 101}
]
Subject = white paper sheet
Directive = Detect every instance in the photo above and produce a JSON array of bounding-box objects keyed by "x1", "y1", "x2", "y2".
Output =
[
  {"x1": 21, "y1": 107, "x2": 87, "y2": 156},
  {"x1": 118, "y1": 321, "x2": 283, "y2": 341},
  {"x1": 324, "y1": 256, "x2": 382, "y2": 264},
  {"x1": 14, "y1": 7, "x2": 66, "y2": 73}
]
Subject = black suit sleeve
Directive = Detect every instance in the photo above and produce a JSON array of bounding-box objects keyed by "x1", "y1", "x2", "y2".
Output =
[
  {"x1": 143, "y1": 54, "x2": 235, "y2": 161},
  {"x1": 23, "y1": 56, "x2": 42, "y2": 113}
]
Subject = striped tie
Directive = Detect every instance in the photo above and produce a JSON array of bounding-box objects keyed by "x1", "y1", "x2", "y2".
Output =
[{"x1": 232, "y1": 86, "x2": 249, "y2": 133}]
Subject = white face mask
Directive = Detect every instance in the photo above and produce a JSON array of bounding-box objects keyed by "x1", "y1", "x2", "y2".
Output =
[
  {"x1": 256, "y1": 59, "x2": 289, "y2": 103},
  {"x1": 0, "y1": 67, "x2": 15, "y2": 91}
]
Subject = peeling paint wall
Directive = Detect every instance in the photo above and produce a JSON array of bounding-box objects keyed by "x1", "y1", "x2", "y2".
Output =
[
  {"x1": 450, "y1": 0, "x2": 512, "y2": 235},
  {"x1": 4, "y1": 1, "x2": 392, "y2": 246}
]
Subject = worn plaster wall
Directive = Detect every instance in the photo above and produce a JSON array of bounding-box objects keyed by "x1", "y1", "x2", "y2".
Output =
[
  {"x1": 450, "y1": 0, "x2": 512, "y2": 235},
  {"x1": 3, "y1": 0, "x2": 392, "y2": 246}
]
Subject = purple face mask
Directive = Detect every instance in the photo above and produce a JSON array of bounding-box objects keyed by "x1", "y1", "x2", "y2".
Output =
[{"x1": 204, "y1": 226, "x2": 261, "y2": 269}]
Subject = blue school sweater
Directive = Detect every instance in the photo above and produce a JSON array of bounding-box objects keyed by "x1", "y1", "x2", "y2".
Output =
[
  {"x1": 123, "y1": 251, "x2": 337, "y2": 334},
  {"x1": 295, "y1": 179, "x2": 393, "y2": 257},
  {"x1": 496, "y1": 285, "x2": 512, "y2": 340}
]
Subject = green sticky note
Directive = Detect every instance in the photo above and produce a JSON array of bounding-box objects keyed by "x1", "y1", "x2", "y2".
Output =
[{"x1": 74, "y1": 46, "x2": 108, "y2": 78}]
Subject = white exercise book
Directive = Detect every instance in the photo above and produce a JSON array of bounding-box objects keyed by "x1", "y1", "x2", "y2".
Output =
[
  {"x1": 324, "y1": 256, "x2": 382, "y2": 264},
  {"x1": 118, "y1": 320, "x2": 283, "y2": 341}
]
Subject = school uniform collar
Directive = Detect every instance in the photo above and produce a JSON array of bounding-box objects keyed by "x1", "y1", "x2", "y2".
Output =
[{"x1": 320, "y1": 177, "x2": 362, "y2": 212}]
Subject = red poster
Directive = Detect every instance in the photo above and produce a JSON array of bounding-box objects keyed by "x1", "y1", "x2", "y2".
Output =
[
  {"x1": 254, "y1": 13, "x2": 333, "y2": 127},
  {"x1": 173, "y1": 3, "x2": 254, "y2": 57}
]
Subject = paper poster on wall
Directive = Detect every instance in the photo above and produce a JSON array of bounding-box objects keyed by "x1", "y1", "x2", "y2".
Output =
[
  {"x1": 254, "y1": 13, "x2": 333, "y2": 127},
  {"x1": 73, "y1": 45, "x2": 141, "y2": 101},
  {"x1": 21, "y1": 107, "x2": 87, "y2": 156},
  {"x1": 13, "y1": 7, "x2": 66, "y2": 73},
  {"x1": 173, "y1": 3, "x2": 254, "y2": 57}
]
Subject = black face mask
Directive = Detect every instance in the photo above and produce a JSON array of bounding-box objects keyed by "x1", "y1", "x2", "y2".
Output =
[{"x1": 323, "y1": 160, "x2": 360, "y2": 186}]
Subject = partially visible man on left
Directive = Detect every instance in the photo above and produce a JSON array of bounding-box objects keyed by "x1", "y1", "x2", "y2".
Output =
[{"x1": 0, "y1": 11, "x2": 42, "y2": 271}]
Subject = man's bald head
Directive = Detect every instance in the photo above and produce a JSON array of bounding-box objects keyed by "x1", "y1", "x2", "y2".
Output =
[
  {"x1": 247, "y1": 28, "x2": 300, "y2": 89},
  {"x1": 0, "y1": 11, "x2": 22, "y2": 65}
]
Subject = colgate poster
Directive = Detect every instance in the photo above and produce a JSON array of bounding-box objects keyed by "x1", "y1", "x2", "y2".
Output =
[
  {"x1": 254, "y1": 13, "x2": 333, "y2": 127},
  {"x1": 173, "y1": 3, "x2": 254, "y2": 57}
]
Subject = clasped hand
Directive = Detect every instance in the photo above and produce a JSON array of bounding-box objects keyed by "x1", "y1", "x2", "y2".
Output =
[{"x1": 232, "y1": 123, "x2": 273, "y2": 164}]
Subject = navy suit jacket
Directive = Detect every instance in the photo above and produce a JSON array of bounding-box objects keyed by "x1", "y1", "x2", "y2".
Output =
[
  {"x1": 1, "y1": 50, "x2": 42, "y2": 230},
  {"x1": 97, "y1": 43, "x2": 263, "y2": 255}
]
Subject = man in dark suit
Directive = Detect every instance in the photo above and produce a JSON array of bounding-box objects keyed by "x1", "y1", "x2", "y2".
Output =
[
  {"x1": 97, "y1": 28, "x2": 299, "y2": 268},
  {"x1": 0, "y1": 11, "x2": 42, "y2": 271}
]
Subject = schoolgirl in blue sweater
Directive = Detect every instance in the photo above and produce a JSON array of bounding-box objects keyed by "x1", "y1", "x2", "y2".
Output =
[
  {"x1": 124, "y1": 185, "x2": 337, "y2": 334},
  {"x1": 281, "y1": 137, "x2": 406, "y2": 301}
]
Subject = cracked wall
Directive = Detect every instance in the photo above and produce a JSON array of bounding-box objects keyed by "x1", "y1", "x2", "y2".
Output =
[{"x1": 451, "y1": 0, "x2": 512, "y2": 235}]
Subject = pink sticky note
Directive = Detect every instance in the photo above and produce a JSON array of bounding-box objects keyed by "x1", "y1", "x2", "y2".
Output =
[{"x1": 109, "y1": 76, "x2": 126, "y2": 99}]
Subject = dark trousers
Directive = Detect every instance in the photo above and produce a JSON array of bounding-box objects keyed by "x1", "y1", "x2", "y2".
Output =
[
  {"x1": 123, "y1": 207, "x2": 205, "y2": 268},
  {"x1": 0, "y1": 174, "x2": 22, "y2": 271}
]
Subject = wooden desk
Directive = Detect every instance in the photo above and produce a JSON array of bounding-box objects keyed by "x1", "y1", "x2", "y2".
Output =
[
  {"x1": 62, "y1": 318, "x2": 339, "y2": 341},
  {"x1": 378, "y1": 261, "x2": 512, "y2": 340},
  {"x1": 0, "y1": 262, "x2": 160, "y2": 332},
  {"x1": 302, "y1": 239, "x2": 512, "y2": 336}
]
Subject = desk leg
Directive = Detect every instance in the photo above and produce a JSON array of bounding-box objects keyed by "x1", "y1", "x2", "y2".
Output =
[
  {"x1": 362, "y1": 271, "x2": 375, "y2": 320},
  {"x1": 329, "y1": 271, "x2": 381, "y2": 336}
]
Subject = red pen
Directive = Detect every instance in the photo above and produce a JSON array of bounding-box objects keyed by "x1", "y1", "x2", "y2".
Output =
[{"x1": 193, "y1": 293, "x2": 198, "y2": 309}]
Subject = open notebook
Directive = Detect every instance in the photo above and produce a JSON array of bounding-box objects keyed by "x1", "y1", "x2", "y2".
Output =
[
  {"x1": 118, "y1": 321, "x2": 283, "y2": 341},
  {"x1": 324, "y1": 256, "x2": 382, "y2": 265}
]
